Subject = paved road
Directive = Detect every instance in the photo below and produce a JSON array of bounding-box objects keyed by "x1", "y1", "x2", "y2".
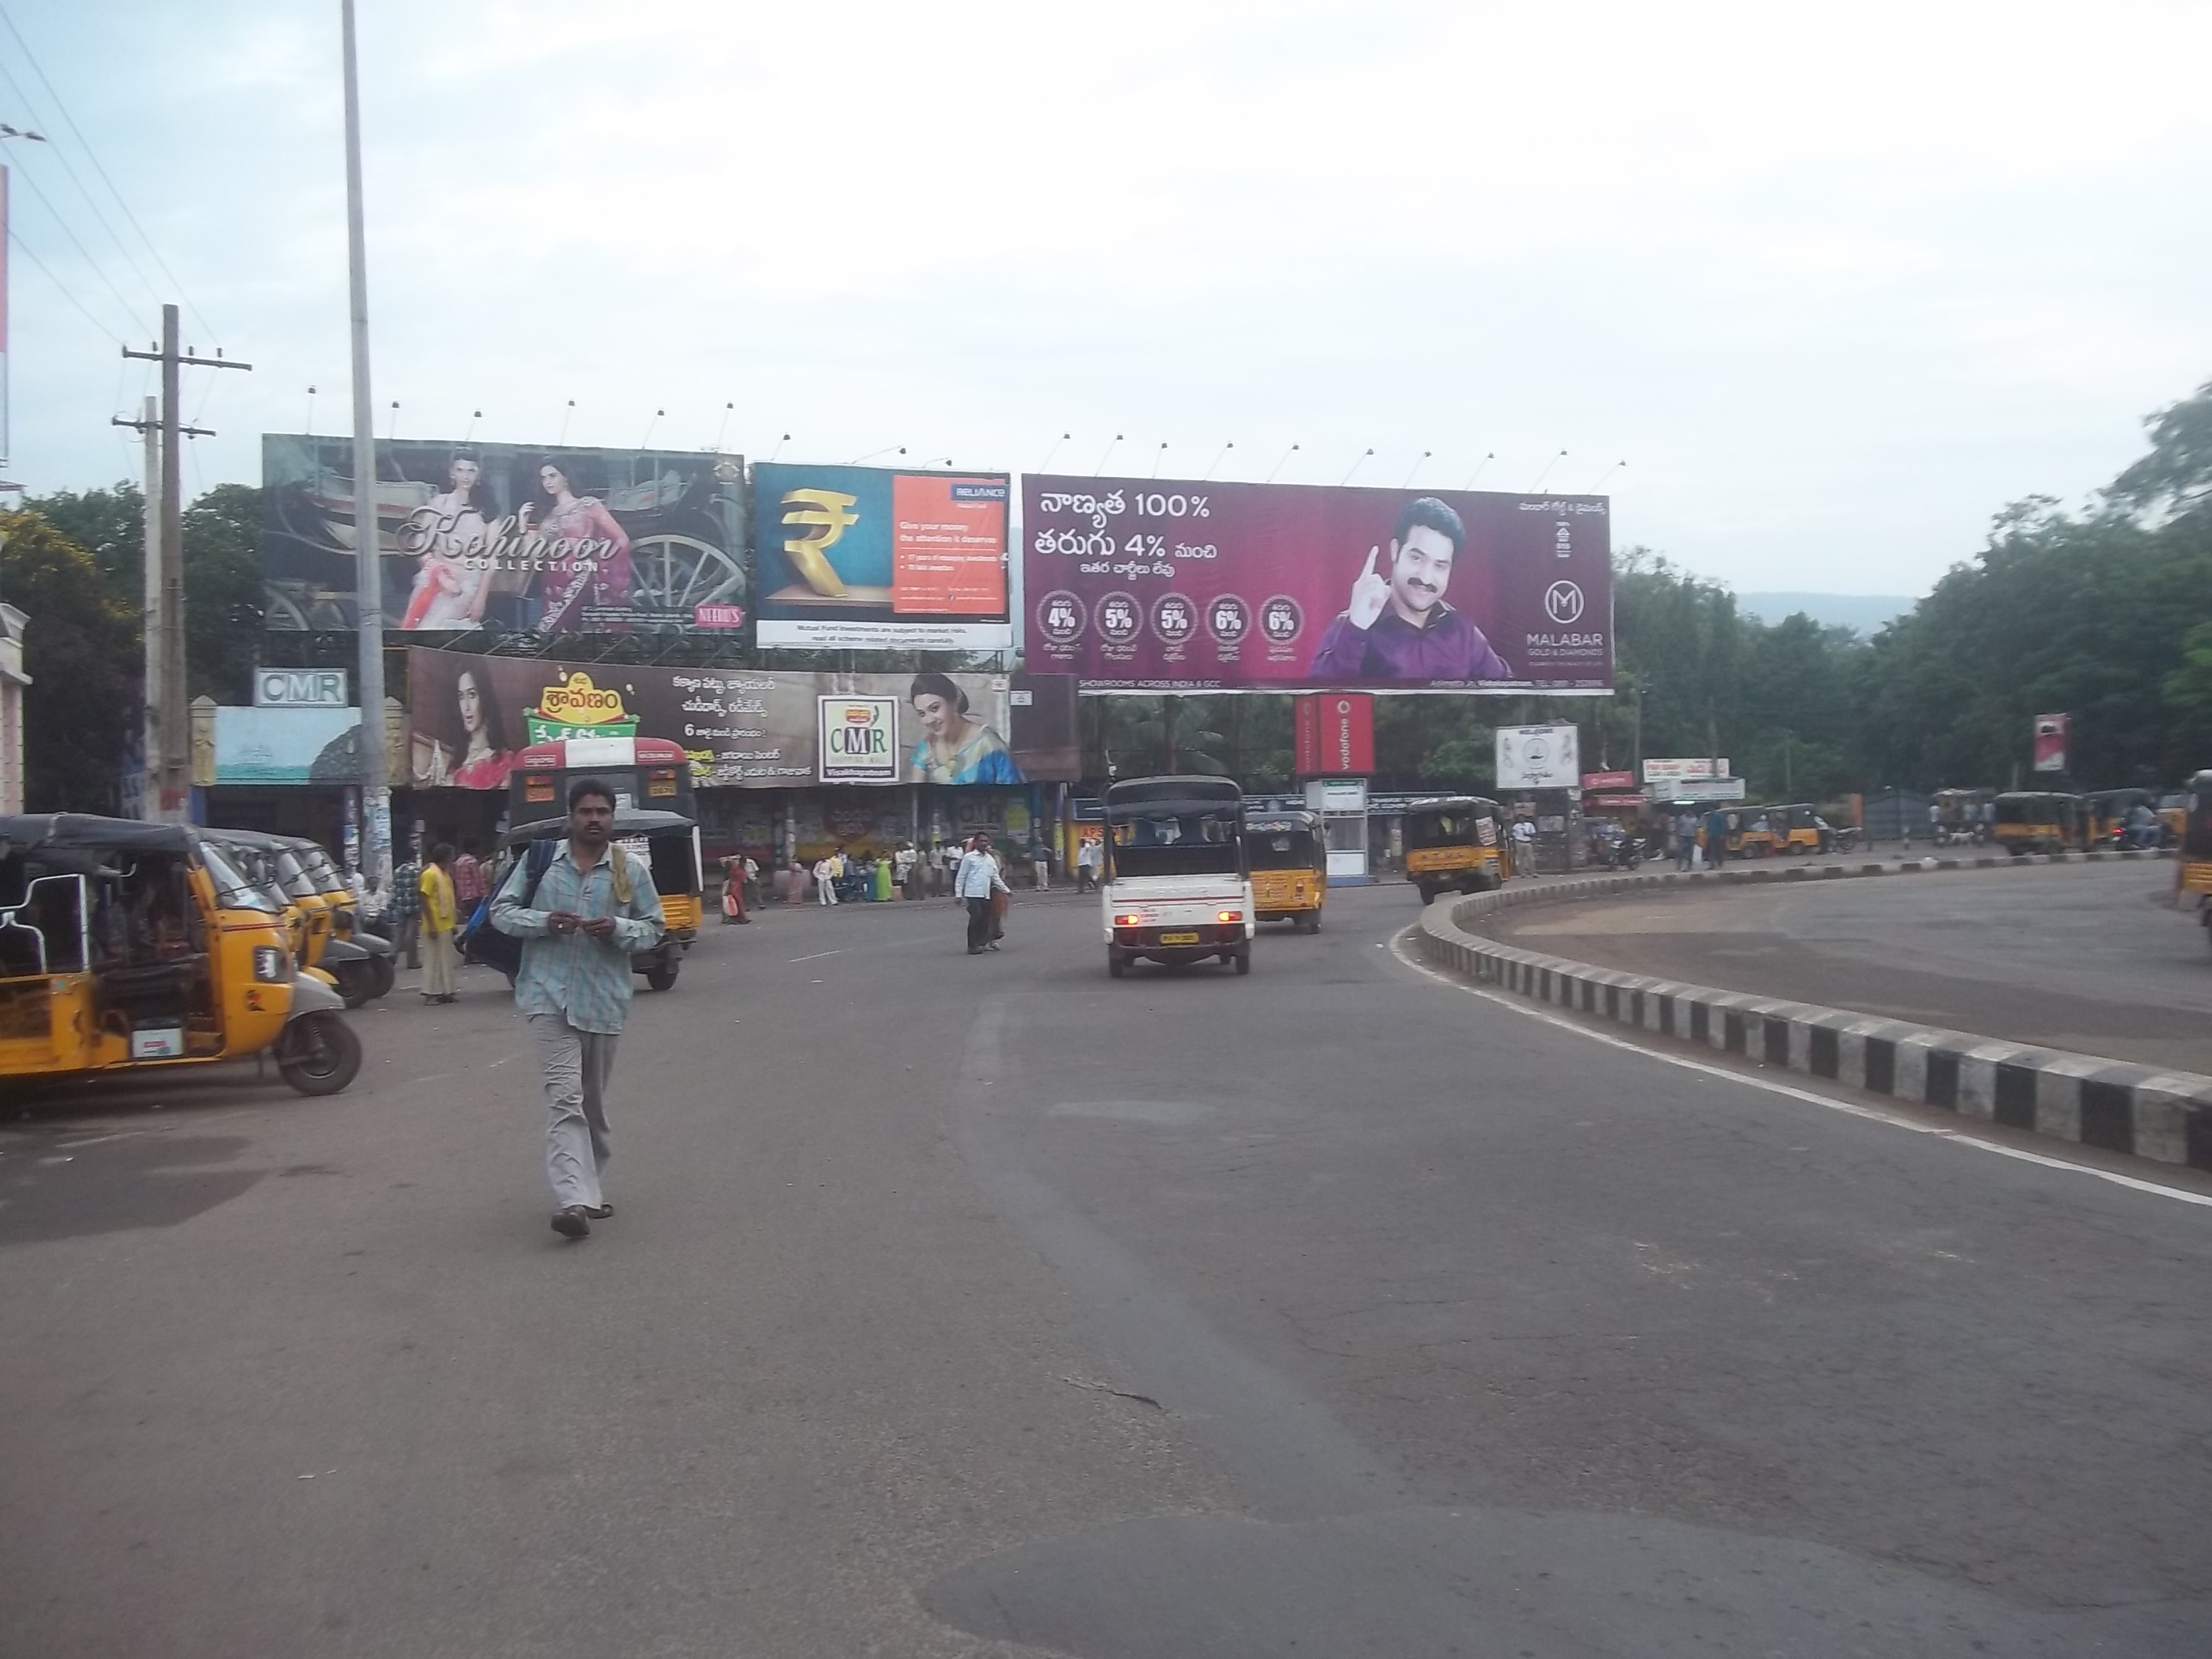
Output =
[
  {"x1": 2, "y1": 881, "x2": 2208, "y2": 1656},
  {"x1": 1489, "y1": 860, "x2": 2212, "y2": 1073}
]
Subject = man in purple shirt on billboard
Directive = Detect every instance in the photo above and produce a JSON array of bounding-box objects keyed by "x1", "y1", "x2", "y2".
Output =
[{"x1": 1307, "y1": 497, "x2": 1512, "y2": 682}]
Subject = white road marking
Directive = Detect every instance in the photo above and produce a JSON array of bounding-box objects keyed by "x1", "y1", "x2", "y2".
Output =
[{"x1": 1389, "y1": 927, "x2": 2212, "y2": 1212}]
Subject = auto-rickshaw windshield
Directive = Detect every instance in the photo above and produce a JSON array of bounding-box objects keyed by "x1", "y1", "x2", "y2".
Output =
[
  {"x1": 1406, "y1": 811, "x2": 1474, "y2": 849},
  {"x1": 1110, "y1": 810, "x2": 1240, "y2": 877},
  {"x1": 199, "y1": 843, "x2": 280, "y2": 913},
  {"x1": 1246, "y1": 831, "x2": 1316, "y2": 870},
  {"x1": 273, "y1": 850, "x2": 322, "y2": 899}
]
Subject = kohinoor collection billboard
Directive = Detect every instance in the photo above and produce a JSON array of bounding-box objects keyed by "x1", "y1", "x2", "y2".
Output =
[
  {"x1": 262, "y1": 435, "x2": 747, "y2": 637},
  {"x1": 1023, "y1": 476, "x2": 1612, "y2": 692}
]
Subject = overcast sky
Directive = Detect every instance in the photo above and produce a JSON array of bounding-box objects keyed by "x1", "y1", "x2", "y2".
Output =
[{"x1": 5, "y1": 0, "x2": 2209, "y2": 599}]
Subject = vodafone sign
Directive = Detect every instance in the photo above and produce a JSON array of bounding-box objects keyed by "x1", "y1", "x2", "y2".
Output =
[{"x1": 1294, "y1": 694, "x2": 1375, "y2": 775}]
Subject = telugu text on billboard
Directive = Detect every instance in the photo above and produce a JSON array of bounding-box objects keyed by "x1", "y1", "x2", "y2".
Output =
[
  {"x1": 262, "y1": 435, "x2": 747, "y2": 637},
  {"x1": 404, "y1": 650, "x2": 1075, "y2": 789},
  {"x1": 1023, "y1": 476, "x2": 1611, "y2": 692},
  {"x1": 752, "y1": 462, "x2": 1012, "y2": 651}
]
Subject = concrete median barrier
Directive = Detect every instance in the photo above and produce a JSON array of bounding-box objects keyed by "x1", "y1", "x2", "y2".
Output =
[{"x1": 1413, "y1": 854, "x2": 2212, "y2": 1173}]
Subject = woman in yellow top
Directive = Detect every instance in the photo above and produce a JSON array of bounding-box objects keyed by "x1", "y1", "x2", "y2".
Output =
[{"x1": 419, "y1": 843, "x2": 459, "y2": 1003}]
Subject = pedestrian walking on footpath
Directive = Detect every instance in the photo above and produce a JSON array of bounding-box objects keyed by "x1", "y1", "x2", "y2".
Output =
[
  {"x1": 419, "y1": 843, "x2": 459, "y2": 1003},
  {"x1": 1031, "y1": 839, "x2": 1051, "y2": 891},
  {"x1": 955, "y1": 831, "x2": 1008, "y2": 954},
  {"x1": 492, "y1": 778, "x2": 665, "y2": 1241},
  {"x1": 813, "y1": 851, "x2": 839, "y2": 905},
  {"x1": 1075, "y1": 836, "x2": 1101, "y2": 892}
]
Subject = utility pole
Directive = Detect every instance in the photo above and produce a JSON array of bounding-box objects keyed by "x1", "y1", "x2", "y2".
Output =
[
  {"x1": 116, "y1": 309, "x2": 247, "y2": 821},
  {"x1": 342, "y1": 0, "x2": 390, "y2": 884}
]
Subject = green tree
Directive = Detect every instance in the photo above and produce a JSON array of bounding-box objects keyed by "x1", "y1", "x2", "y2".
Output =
[{"x1": 0, "y1": 511, "x2": 141, "y2": 810}]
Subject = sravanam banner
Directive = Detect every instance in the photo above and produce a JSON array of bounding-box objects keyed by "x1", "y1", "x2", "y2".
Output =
[
  {"x1": 750, "y1": 462, "x2": 1012, "y2": 651},
  {"x1": 263, "y1": 435, "x2": 747, "y2": 637},
  {"x1": 404, "y1": 649, "x2": 1075, "y2": 789},
  {"x1": 1023, "y1": 475, "x2": 1612, "y2": 692}
]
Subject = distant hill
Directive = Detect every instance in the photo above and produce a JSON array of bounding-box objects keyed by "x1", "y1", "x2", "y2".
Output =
[{"x1": 1735, "y1": 592, "x2": 1916, "y2": 635}]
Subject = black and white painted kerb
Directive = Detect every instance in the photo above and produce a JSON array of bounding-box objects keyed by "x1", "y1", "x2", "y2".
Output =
[{"x1": 1414, "y1": 856, "x2": 2212, "y2": 1173}]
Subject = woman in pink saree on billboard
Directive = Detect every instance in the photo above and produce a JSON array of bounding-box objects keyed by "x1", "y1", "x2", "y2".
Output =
[
  {"x1": 399, "y1": 453, "x2": 498, "y2": 630},
  {"x1": 523, "y1": 459, "x2": 634, "y2": 633},
  {"x1": 1306, "y1": 497, "x2": 1512, "y2": 683}
]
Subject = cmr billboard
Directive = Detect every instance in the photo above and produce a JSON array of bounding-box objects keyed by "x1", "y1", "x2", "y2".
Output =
[
  {"x1": 1024, "y1": 475, "x2": 1611, "y2": 692},
  {"x1": 753, "y1": 462, "x2": 1012, "y2": 651},
  {"x1": 261, "y1": 435, "x2": 746, "y2": 637}
]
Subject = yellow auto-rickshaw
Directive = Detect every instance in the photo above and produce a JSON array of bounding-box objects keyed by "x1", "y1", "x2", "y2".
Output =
[
  {"x1": 1991, "y1": 791, "x2": 2085, "y2": 855},
  {"x1": 1402, "y1": 796, "x2": 1508, "y2": 903},
  {"x1": 491, "y1": 808, "x2": 700, "y2": 992},
  {"x1": 0, "y1": 813, "x2": 361, "y2": 1095},
  {"x1": 1732, "y1": 804, "x2": 1820, "y2": 856},
  {"x1": 201, "y1": 830, "x2": 387, "y2": 1008},
  {"x1": 276, "y1": 834, "x2": 396, "y2": 999},
  {"x1": 1242, "y1": 810, "x2": 1326, "y2": 932},
  {"x1": 2175, "y1": 773, "x2": 2212, "y2": 958}
]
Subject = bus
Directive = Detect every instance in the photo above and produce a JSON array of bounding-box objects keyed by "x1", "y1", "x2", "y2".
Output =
[{"x1": 507, "y1": 736, "x2": 697, "y2": 830}]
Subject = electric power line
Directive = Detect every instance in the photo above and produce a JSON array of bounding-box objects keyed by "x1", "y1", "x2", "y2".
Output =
[
  {"x1": 0, "y1": 1, "x2": 220, "y2": 345},
  {"x1": 4, "y1": 161, "x2": 144, "y2": 334},
  {"x1": 0, "y1": 54, "x2": 162, "y2": 316},
  {"x1": 8, "y1": 226, "x2": 125, "y2": 341}
]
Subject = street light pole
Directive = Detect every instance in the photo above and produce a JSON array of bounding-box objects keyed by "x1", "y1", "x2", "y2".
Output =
[{"x1": 341, "y1": 0, "x2": 389, "y2": 882}]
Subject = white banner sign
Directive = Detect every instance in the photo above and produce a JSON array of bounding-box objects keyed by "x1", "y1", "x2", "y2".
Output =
[
  {"x1": 1641, "y1": 757, "x2": 1729, "y2": 783},
  {"x1": 1495, "y1": 725, "x2": 1580, "y2": 790}
]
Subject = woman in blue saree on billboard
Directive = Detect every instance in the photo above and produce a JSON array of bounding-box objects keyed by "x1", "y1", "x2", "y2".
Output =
[{"x1": 906, "y1": 673, "x2": 1022, "y2": 784}]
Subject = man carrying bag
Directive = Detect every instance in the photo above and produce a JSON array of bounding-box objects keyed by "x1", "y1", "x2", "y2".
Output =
[{"x1": 492, "y1": 780, "x2": 665, "y2": 1240}]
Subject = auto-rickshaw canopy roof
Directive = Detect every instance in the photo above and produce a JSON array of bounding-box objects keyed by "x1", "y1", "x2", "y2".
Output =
[
  {"x1": 0, "y1": 813, "x2": 200, "y2": 856},
  {"x1": 1103, "y1": 776, "x2": 1243, "y2": 821},
  {"x1": 502, "y1": 809, "x2": 697, "y2": 846}
]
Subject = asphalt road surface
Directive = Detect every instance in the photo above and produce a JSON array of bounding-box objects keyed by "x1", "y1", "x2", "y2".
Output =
[
  {"x1": 3, "y1": 880, "x2": 2208, "y2": 1657},
  {"x1": 1491, "y1": 860, "x2": 2212, "y2": 1074}
]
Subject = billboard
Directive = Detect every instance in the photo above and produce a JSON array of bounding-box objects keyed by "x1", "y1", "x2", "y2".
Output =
[
  {"x1": 210, "y1": 707, "x2": 363, "y2": 784},
  {"x1": 2032, "y1": 713, "x2": 2068, "y2": 773},
  {"x1": 1641, "y1": 757, "x2": 1728, "y2": 784},
  {"x1": 752, "y1": 462, "x2": 1012, "y2": 650},
  {"x1": 1293, "y1": 693, "x2": 1375, "y2": 775},
  {"x1": 403, "y1": 650, "x2": 1076, "y2": 788},
  {"x1": 262, "y1": 435, "x2": 746, "y2": 636},
  {"x1": 1495, "y1": 725, "x2": 1580, "y2": 790},
  {"x1": 1023, "y1": 475, "x2": 1611, "y2": 691}
]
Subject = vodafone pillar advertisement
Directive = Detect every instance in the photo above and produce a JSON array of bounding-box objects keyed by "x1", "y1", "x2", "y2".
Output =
[{"x1": 1294, "y1": 694, "x2": 1375, "y2": 776}]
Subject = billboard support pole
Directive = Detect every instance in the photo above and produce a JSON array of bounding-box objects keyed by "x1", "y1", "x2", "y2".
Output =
[{"x1": 341, "y1": 0, "x2": 389, "y2": 882}]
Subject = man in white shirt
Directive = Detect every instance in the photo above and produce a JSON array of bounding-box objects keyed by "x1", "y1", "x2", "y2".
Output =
[
  {"x1": 813, "y1": 853, "x2": 839, "y2": 905},
  {"x1": 954, "y1": 832, "x2": 1009, "y2": 954}
]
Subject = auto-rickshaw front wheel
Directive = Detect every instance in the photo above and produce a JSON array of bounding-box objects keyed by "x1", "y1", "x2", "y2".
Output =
[
  {"x1": 644, "y1": 953, "x2": 680, "y2": 992},
  {"x1": 276, "y1": 1012, "x2": 363, "y2": 1096}
]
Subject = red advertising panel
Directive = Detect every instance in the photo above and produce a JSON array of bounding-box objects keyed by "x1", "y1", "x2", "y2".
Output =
[
  {"x1": 2032, "y1": 713, "x2": 2068, "y2": 773},
  {"x1": 1581, "y1": 770, "x2": 1636, "y2": 792},
  {"x1": 1294, "y1": 694, "x2": 1375, "y2": 775},
  {"x1": 1025, "y1": 475, "x2": 1612, "y2": 692}
]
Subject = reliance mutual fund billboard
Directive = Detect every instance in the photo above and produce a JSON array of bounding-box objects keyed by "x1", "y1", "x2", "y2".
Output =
[{"x1": 1023, "y1": 476, "x2": 1611, "y2": 693}]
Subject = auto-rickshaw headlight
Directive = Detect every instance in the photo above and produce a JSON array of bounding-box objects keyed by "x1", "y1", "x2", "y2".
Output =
[{"x1": 253, "y1": 945, "x2": 287, "y2": 982}]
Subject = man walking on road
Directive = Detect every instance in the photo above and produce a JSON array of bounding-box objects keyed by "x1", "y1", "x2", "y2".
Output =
[
  {"x1": 493, "y1": 779, "x2": 665, "y2": 1240},
  {"x1": 418, "y1": 843, "x2": 459, "y2": 1004},
  {"x1": 955, "y1": 831, "x2": 1008, "y2": 954}
]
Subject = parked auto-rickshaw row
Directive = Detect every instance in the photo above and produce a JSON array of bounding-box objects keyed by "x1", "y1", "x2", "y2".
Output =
[{"x1": 0, "y1": 813, "x2": 363, "y2": 1097}]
